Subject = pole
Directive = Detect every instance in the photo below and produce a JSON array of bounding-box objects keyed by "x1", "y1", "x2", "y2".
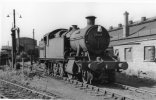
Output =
[
  {"x1": 33, "y1": 29, "x2": 35, "y2": 62},
  {"x1": 33, "y1": 29, "x2": 35, "y2": 40},
  {"x1": 11, "y1": 28, "x2": 16, "y2": 69},
  {"x1": 13, "y1": 9, "x2": 16, "y2": 69},
  {"x1": 13, "y1": 9, "x2": 16, "y2": 28},
  {"x1": 10, "y1": 9, "x2": 19, "y2": 69},
  {"x1": 17, "y1": 28, "x2": 20, "y2": 54},
  {"x1": 31, "y1": 29, "x2": 35, "y2": 65},
  {"x1": 22, "y1": 58, "x2": 24, "y2": 77}
]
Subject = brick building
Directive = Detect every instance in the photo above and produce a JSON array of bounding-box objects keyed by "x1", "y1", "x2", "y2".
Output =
[{"x1": 108, "y1": 11, "x2": 156, "y2": 75}]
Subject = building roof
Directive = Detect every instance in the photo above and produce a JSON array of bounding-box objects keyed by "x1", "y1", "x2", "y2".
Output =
[
  {"x1": 1, "y1": 46, "x2": 12, "y2": 50},
  {"x1": 108, "y1": 16, "x2": 156, "y2": 46}
]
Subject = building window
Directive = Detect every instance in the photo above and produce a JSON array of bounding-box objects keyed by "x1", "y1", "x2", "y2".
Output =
[
  {"x1": 125, "y1": 47, "x2": 132, "y2": 61},
  {"x1": 144, "y1": 46, "x2": 155, "y2": 61}
]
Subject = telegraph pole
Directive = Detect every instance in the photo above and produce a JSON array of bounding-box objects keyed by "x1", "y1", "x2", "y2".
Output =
[
  {"x1": 8, "y1": 9, "x2": 22, "y2": 69},
  {"x1": 13, "y1": 9, "x2": 16, "y2": 28},
  {"x1": 11, "y1": 9, "x2": 16, "y2": 69}
]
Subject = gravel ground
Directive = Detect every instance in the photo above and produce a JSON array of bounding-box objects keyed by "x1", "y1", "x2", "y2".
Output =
[
  {"x1": 98, "y1": 84, "x2": 156, "y2": 100},
  {"x1": 0, "y1": 65, "x2": 105, "y2": 100},
  {"x1": 29, "y1": 76, "x2": 105, "y2": 100},
  {"x1": 115, "y1": 72, "x2": 156, "y2": 92},
  {"x1": 1, "y1": 64, "x2": 156, "y2": 100}
]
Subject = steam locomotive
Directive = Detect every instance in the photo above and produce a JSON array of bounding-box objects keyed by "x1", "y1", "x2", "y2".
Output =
[{"x1": 39, "y1": 16, "x2": 128, "y2": 84}]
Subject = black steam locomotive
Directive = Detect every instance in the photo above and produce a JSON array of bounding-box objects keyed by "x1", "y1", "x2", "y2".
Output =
[{"x1": 39, "y1": 16, "x2": 128, "y2": 84}]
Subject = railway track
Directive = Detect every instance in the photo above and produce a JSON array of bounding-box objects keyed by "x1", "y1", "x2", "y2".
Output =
[
  {"x1": 13, "y1": 64, "x2": 156, "y2": 100},
  {"x1": 0, "y1": 94, "x2": 8, "y2": 99},
  {"x1": 114, "y1": 82, "x2": 156, "y2": 96},
  {"x1": 0, "y1": 78, "x2": 59, "y2": 99},
  {"x1": 50, "y1": 74, "x2": 134, "y2": 100},
  {"x1": 49, "y1": 73, "x2": 156, "y2": 100},
  {"x1": 95, "y1": 81, "x2": 156, "y2": 100},
  {"x1": 31, "y1": 66, "x2": 155, "y2": 100},
  {"x1": 111, "y1": 82, "x2": 156, "y2": 100}
]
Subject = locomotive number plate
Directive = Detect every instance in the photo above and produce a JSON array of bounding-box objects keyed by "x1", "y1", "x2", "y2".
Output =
[{"x1": 94, "y1": 33, "x2": 102, "y2": 37}]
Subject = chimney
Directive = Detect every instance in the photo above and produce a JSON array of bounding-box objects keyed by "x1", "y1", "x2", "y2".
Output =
[
  {"x1": 123, "y1": 11, "x2": 129, "y2": 38},
  {"x1": 118, "y1": 24, "x2": 122, "y2": 28},
  {"x1": 109, "y1": 26, "x2": 113, "y2": 30},
  {"x1": 86, "y1": 16, "x2": 96, "y2": 26},
  {"x1": 33, "y1": 29, "x2": 35, "y2": 40},
  {"x1": 72, "y1": 25, "x2": 78, "y2": 30},
  {"x1": 141, "y1": 17, "x2": 146, "y2": 22},
  {"x1": 129, "y1": 20, "x2": 133, "y2": 24}
]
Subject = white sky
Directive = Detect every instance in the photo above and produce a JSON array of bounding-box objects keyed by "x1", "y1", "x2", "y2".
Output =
[{"x1": 1, "y1": 0, "x2": 156, "y2": 50}]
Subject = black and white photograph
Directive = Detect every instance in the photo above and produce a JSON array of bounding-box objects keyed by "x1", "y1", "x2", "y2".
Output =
[{"x1": 0, "y1": 0, "x2": 156, "y2": 99}]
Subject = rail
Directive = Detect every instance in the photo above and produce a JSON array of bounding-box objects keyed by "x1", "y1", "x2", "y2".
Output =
[{"x1": 0, "y1": 78, "x2": 56, "y2": 99}]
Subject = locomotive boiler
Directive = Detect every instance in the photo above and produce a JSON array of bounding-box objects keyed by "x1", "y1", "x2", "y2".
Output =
[{"x1": 39, "y1": 16, "x2": 128, "y2": 84}]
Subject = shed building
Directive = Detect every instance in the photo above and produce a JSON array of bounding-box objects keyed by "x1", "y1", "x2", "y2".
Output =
[
  {"x1": 109, "y1": 11, "x2": 156, "y2": 75},
  {"x1": 0, "y1": 46, "x2": 11, "y2": 65},
  {"x1": 16, "y1": 37, "x2": 37, "y2": 52}
]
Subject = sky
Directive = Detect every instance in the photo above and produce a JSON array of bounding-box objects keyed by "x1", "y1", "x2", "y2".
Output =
[{"x1": 1, "y1": 0, "x2": 156, "y2": 50}]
